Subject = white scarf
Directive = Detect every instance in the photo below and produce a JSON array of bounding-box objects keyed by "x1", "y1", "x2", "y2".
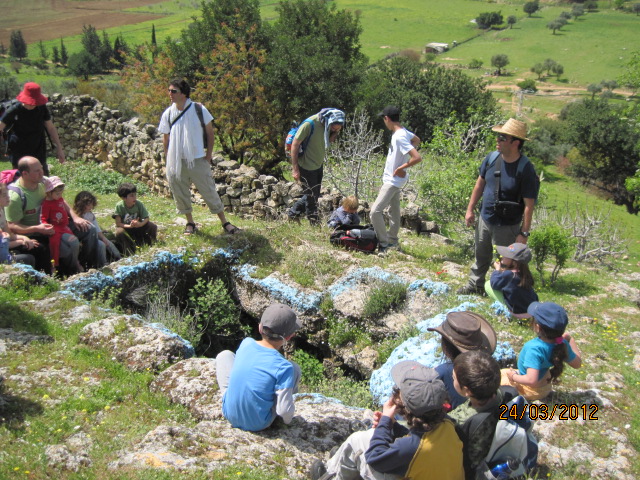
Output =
[{"x1": 166, "y1": 99, "x2": 201, "y2": 180}]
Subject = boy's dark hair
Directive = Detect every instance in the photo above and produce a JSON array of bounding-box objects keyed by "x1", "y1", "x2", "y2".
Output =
[
  {"x1": 453, "y1": 350, "x2": 500, "y2": 401},
  {"x1": 117, "y1": 183, "x2": 137, "y2": 198},
  {"x1": 169, "y1": 77, "x2": 190, "y2": 98},
  {"x1": 73, "y1": 191, "x2": 97, "y2": 216},
  {"x1": 387, "y1": 113, "x2": 400, "y2": 123},
  {"x1": 536, "y1": 322, "x2": 567, "y2": 382},
  {"x1": 392, "y1": 387, "x2": 447, "y2": 431}
]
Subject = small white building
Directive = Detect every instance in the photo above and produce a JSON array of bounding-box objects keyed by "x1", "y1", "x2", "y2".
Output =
[{"x1": 424, "y1": 42, "x2": 449, "y2": 54}]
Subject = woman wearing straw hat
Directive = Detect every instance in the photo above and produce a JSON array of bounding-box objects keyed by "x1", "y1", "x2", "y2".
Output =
[
  {"x1": 458, "y1": 118, "x2": 538, "y2": 296},
  {"x1": 0, "y1": 82, "x2": 65, "y2": 175}
]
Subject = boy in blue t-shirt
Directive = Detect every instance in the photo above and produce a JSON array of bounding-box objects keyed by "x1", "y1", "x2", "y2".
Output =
[{"x1": 216, "y1": 303, "x2": 302, "y2": 431}]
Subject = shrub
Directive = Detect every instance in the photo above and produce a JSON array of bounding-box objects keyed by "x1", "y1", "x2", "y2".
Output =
[
  {"x1": 517, "y1": 79, "x2": 537, "y2": 92},
  {"x1": 327, "y1": 315, "x2": 370, "y2": 348},
  {"x1": 362, "y1": 280, "x2": 407, "y2": 319},
  {"x1": 468, "y1": 58, "x2": 484, "y2": 69},
  {"x1": 528, "y1": 224, "x2": 576, "y2": 286},
  {"x1": 290, "y1": 350, "x2": 324, "y2": 387},
  {"x1": 188, "y1": 278, "x2": 247, "y2": 339},
  {"x1": 146, "y1": 286, "x2": 201, "y2": 346}
]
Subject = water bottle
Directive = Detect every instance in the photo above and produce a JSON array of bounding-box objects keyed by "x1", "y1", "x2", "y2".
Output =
[
  {"x1": 0, "y1": 237, "x2": 11, "y2": 264},
  {"x1": 349, "y1": 229, "x2": 362, "y2": 238},
  {"x1": 489, "y1": 458, "x2": 520, "y2": 479}
]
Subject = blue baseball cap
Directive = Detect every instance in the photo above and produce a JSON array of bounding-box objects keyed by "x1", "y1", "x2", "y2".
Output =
[{"x1": 527, "y1": 302, "x2": 568, "y2": 331}]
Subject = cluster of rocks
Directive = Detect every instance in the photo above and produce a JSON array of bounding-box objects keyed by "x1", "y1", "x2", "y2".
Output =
[{"x1": 47, "y1": 94, "x2": 439, "y2": 234}]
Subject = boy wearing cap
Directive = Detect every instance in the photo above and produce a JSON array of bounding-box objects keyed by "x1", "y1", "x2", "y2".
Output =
[
  {"x1": 41, "y1": 176, "x2": 82, "y2": 274},
  {"x1": 459, "y1": 118, "x2": 538, "y2": 296},
  {"x1": 216, "y1": 303, "x2": 302, "y2": 432},
  {"x1": 0, "y1": 82, "x2": 65, "y2": 175},
  {"x1": 312, "y1": 361, "x2": 463, "y2": 480},
  {"x1": 371, "y1": 106, "x2": 421, "y2": 253},
  {"x1": 487, "y1": 242, "x2": 538, "y2": 315}
]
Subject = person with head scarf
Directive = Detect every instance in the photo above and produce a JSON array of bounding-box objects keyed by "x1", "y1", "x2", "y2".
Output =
[{"x1": 287, "y1": 108, "x2": 345, "y2": 225}]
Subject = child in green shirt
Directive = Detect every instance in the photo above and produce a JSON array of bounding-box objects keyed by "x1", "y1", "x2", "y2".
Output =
[{"x1": 113, "y1": 183, "x2": 157, "y2": 255}]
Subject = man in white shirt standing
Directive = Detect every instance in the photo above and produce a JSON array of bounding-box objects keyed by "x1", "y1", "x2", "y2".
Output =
[
  {"x1": 158, "y1": 78, "x2": 239, "y2": 235},
  {"x1": 371, "y1": 106, "x2": 421, "y2": 253}
]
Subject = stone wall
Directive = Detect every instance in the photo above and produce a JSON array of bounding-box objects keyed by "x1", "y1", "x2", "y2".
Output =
[{"x1": 48, "y1": 94, "x2": 437, "y2": 231}]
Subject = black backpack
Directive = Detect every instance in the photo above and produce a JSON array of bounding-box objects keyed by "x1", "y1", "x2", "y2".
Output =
[{"x1": 330, "y1": 224, "x2": 378, "y2": 253}]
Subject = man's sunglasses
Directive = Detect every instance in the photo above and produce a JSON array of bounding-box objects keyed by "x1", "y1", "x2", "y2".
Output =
[
  {"x1": 168, "y1": 88, "x2": 180, "y2": 94},
  {"x1": 497, "y1": 134, "x2": 510, "y2": 142}
]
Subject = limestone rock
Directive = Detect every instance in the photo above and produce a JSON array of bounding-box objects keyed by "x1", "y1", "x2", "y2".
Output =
[
  {"x1": 78, "y1": 315, "x2": 190, "y2": 372},
  {"x1": 45, "y1": 432, "x2": 93, "y2": 472},
  {"x1": 150, "y1": 358, "x2": 222, "y2": 420}
]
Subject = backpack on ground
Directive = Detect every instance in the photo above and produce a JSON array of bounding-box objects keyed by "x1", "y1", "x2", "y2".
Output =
[
  {"x1": 330, "y1": 224, "x2": 378, "y2": 253},
  {"x1": 461, "y1": 386, "x2": 538, "y2": 480},
  {"x1": 285, "y1": 118, "x2": 315, "y2": 157}
]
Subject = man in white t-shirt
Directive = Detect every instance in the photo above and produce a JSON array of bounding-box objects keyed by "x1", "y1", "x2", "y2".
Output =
[
  {"x1": 158, "y1": 78, "x2": 239, "y2": 236},
  {"x1": 371, "y1": 106, "x2": 421, "y2": 253}
]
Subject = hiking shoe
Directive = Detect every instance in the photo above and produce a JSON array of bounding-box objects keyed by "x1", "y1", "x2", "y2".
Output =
[
  {"x1": 456, "y1": 284, "x2": 486, "y2": 296},
  {"x1": 310, "y1": 459, "x2": 327, "y2": 480}
]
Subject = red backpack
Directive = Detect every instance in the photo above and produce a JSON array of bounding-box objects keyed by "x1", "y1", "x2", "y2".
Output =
[{"x1": 330, "y1": 225, "x2": 378, "y2": 253}]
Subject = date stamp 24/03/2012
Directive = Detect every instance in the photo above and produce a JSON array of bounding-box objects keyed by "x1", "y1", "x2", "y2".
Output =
[{"x1": 499, "y1": 403, "x2": 599, "y2": 421}]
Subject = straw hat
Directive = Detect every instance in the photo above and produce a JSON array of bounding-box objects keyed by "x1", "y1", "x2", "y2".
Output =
[
  {"x1": 16, "y1": 82, "x2": 48, "y2": 107},
  {"x1": 492, "y1": 118, "x2": 529, "y2": 141}
]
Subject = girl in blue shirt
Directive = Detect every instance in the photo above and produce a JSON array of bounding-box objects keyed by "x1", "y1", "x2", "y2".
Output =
[{"x1": 502, "y1": 302, "x2": 582, "y2": 400}]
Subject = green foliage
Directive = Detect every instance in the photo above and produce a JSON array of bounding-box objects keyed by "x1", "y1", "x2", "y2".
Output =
[
  {"x1": 526, "y1": 118, "x2": 571, "y2": 165},
  {"x1": 81, "y1": 24, "x2": 102, "y2": 59},
  {"x1": 315, "y1": 375, "x2": 375, "y2": 409},
  {"x1": 9, "y1": 30, "x2": 27, "y2": 60},
  {"x1": 290, "y1": 350, "x2": 324, "y2": 387},
  {"x1": 491, "y1": 54, "x2": 509, "y2": 75},
  {"x1": 60, "y1": 38, "x2": 68, "y2": 65},
  {"x1": 263, "y1": 0, "x2": 367, "y2": 123},
  {"x1": 0, "y1": 67, "x2": 20, "y2": 99},
  {"x1": 529, "y1": 224, "x2": 576, "y2": 286},
  {"x1": 188, "y1": 278, "x2": 247, "y2": 338},
  {"x1": 476, "y1": 11, "x2": 504, "y2": 29},
  {"x1": 362, "y1": 280, "x2": 407, "y2": 320},
  {"x1": 145, "y1": 286, "x2": 201, "y2": 347},
  {"x1": 327, "y1": 316, "x2": 370, "y2": 348},
  {"x1": 359, "y1": 56, "x2": 496, "y2": 143},
  {"x1": 507, "y1": 15, "x2": 517, "y2": 28},
  {"x1": 561, "y1": 99, "x2": 640, "y2": 213},
  {"x1": 619, "y1": 50, "x2": 640, "y2": 92},
  {"x1": 195, "y1": 22, "x2": 281, "y2": 169},
  {"x1": 38, "y1": 40, "x2": 48, "y2": 60},
  {"x1": 517, "y1": 78, "x2": 537, "y2": 92},
  {"x1": 468, "y1": 58, "x2": 483, "y2": 69},
  {"x1": 51, "y1": 158, "x2": 149, "y2": 195},
  {"x1": 375, "y1": 323, "x2": 420, "y2": 366},
  {"x1": 67, "y1": 50, "x2": 100, "y2": 80},
  {"x1": 417, "y1": 114, "x2": 497, "y2": 236},
  {"x1": 523, "y1": 1, "x2": 539, "y2": 17},
  {"x1": 167, "y1": 0, "x2": 265, "y2": 82}
]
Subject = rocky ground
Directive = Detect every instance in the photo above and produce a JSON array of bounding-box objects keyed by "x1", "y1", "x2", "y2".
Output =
[{"x1": 1, "y1": 238, "x2": 639, "y2": 479}]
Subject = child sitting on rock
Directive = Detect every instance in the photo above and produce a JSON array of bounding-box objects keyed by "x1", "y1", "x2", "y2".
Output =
[
  {"x1": 327, "y1": 195, "x2": 361, "y2": 229},
  {"x1": 74, "y1": 191, "x2": 121, "y2": 265},
  {"x1": 486, "y1": 243, "x2": 538, "y2": 316},
  {"x1": 113, "y1": 183, "x2": 157, "y2": 256},
  {"x1": 502, "y1": 302, "x2": 582, "y2": 401},
  {"x1": 449, "y1": 350, "x2": 504, "y2": 478},
  {"x1": 311, "y1": 361, "x2": 463, "y2": 480},
  {"x1": 215, "y1": 303, "x2": 301, "y2": 432}
]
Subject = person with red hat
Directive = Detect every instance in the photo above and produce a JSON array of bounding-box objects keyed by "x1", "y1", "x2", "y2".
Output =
[{"x1": 0, "y1": 82, "x2": 65, "y2": 175}]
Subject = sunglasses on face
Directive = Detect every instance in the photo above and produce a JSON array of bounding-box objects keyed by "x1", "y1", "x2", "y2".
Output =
[
  {"x1": 497, "y1": 134, "x2": 510, "y2": 142},
  {"x1": 168, "y1": 88, "x2": 180, "y2": 94}
]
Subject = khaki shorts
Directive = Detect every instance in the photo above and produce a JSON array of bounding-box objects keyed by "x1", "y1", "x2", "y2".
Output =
[{"x1": 500, "y1": 368, "x2": 552, "y2": 401}]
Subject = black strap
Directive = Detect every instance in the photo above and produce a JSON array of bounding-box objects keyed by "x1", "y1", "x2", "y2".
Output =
[
  {"x1": 169, "y1": 102, "x2": 193, "y2": 128},
  {"x1": 492, "y1": 153, "x2": 525, "y2": 204}
]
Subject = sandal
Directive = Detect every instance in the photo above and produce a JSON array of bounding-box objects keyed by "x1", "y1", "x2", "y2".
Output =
[
  {"x1": 222, "y1": 221, "x2": 240, "y2": 234},
  {"x1": 184, "y1": 222, "x2": 197, "y2": 235}
]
